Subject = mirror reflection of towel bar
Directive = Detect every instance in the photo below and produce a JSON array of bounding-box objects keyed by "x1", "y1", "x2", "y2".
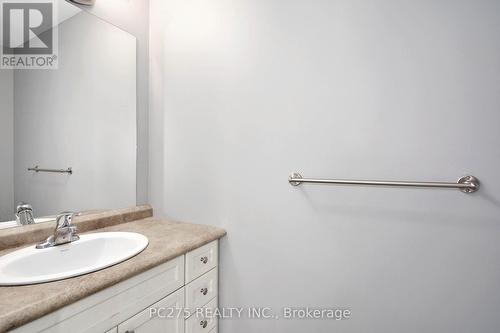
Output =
[
  {"x1": 288, "y1": 172, "x2": 480, "y2": 194},
  {"x1": 28, "y1": 166, "x2": 73, "y2": 174}
]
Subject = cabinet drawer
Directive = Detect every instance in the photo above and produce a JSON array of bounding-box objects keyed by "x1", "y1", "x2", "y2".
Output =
[
  {"x1": 118, "y1": 288, "x2": 185, "y2": 333},
  {"x1": 185, "y1": 241, "x2": 218, "y2": 283},
  {"x1": 185, "y1": 268, "x2": 218, "y2": 313},
  {"x1": 185, "y1": 297, "x2": 217, "y2": 333}
]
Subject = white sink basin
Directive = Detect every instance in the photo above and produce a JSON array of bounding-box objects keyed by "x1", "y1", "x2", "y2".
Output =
[{"x1": 0, "y1": 232, "x2": 148, "y2": 286}]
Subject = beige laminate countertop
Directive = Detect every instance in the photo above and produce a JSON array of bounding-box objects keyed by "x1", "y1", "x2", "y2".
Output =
[{"x1": 0, "y1": 210, "x2": 226, "y2": 332}]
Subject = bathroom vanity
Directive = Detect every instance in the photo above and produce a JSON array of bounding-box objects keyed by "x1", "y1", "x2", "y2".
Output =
[{"x1": 0, "y1": 206, "x2": 225, "y2": 333}]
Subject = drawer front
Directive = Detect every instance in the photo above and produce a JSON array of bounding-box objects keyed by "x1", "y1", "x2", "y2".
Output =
[
  {"x1": 118, "y1": 288, "x2": 185, "y2": 333},
  {"x1": 185, "y1": 241, "x2": 218, "y2": 283},
  {"x1": 185, "y1": 268, "x2": 218, "y2": 313},
  {"x1": 185, "y1": 298, "x2": 218, "y2": 333},
  {"x1": 36, "y1": 257, "x2": 184, "y2": 333}
]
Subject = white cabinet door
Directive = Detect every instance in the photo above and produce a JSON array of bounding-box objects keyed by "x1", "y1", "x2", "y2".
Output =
[
  {"x1": 33, "y1": 257, "x2": 185, "y2": 333},
  {"x1": 118, "y1": 288, "x2": 185, "y2": 333}
]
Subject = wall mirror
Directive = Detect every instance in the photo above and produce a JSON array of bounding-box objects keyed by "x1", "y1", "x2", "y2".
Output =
[{"x1": 0, "y1": 0, "x2": 137, "y2": 228}]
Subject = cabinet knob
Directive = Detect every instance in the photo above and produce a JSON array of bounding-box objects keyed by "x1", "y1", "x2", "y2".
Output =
[
  {"x1": 200, "y1": 287, "x2": 208, "y2": 295},
  {"x1": 200, "y1": 320, "x2": 208, "y2": 328},
  {"x1": 125, "y1": 331, "x2": 135, "y2": 333},
  {"x1": 200, "y1": 256, "x2": 208, "y2": 264}
]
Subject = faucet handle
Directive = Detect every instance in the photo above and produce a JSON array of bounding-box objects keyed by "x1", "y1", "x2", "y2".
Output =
[
  {"x1": 16, "y1": 202, "x2": 33, "y2": 213},
  {"x1": 52, "y1": 212, "x2": 81, "y2": 245},
  {"x1": 55, "y1": 211, "x2": 80, "y2": 229},
  {"x1": 16, "y1": 202, "x2": 35, "y2": 225}
]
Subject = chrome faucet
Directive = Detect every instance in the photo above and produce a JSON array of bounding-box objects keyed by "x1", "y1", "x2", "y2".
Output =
[
  {"x1": 36, "y1": 212, "x2": 80, "y2": 249},
  {"x1": 16, "y1": 202, "x2": 35, "y2": 226}
]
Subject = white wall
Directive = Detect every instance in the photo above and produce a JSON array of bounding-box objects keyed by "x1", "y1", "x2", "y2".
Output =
[
  {"x1": 0, "y1": 70, "x2": 14, "y2": 221},
  {"x1": 150, "y1": 0, "x2": 500, "y2": 332},
  {"x1": 14, "y1": 12, "x2": 136, "y2": 216}
]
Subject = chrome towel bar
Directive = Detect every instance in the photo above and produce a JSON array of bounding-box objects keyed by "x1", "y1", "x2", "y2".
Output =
[
  {"x1": 288, "y1": 172, "x2": 480, "y2": 193},
  {"x1": 28, "y1": 166, "x2": 73, "y2": 174}
]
